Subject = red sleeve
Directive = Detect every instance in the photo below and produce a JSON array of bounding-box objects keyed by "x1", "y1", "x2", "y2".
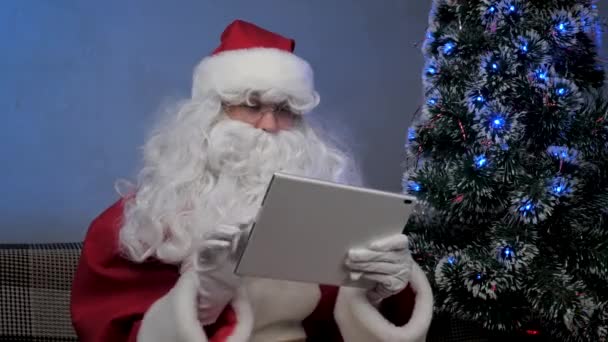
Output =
[
  {"x1": 303, "y1": 284, "x2": 416, "y2": 340},
  {"x1": 379, "y1": 284, "x2": 416, "y2": 326},
  {"x1": 70, "y1": 199, "x2": 180, "y2": 342},
  {"x1": 302, "y1": 285, "x2": 344, "y2": 341}
]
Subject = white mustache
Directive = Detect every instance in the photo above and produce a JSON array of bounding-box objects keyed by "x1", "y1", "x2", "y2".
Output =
[{"x1": 206, "y1": 119, "x2": 307, "y2": 179}]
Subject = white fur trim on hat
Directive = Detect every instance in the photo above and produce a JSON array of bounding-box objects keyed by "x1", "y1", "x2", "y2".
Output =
[
  {"x1": 334, "y1": 262, "x2": 434, "y2": 342},
  {"x1": 191, "y1": 48, "x2": 320, "y2": 113}
]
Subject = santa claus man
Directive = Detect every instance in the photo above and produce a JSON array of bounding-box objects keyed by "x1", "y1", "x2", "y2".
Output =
[{"x1": 70, "y1": 20, "x2": 433, "y2": 342}]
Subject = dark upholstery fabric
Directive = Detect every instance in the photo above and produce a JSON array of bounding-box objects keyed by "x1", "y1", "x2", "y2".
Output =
[{"x1": 0, "y1": 243, "x2": 82, "y2": 342}]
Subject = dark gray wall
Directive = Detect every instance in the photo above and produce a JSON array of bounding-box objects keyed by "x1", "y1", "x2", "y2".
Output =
[{"x1": 1, "y1": 1, "x2": 605, "y2": 242}]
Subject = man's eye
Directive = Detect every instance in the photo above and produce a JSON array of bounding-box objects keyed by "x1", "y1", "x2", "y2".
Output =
[
  {"x1": 278, "y1": 111, "x2": 297, "y2": 121},
  {"x1": 277, "y1": 105, "x2": 291, "y2": 113}
]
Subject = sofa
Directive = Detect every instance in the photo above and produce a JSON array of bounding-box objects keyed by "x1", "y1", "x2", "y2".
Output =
[
  {"x1": 0, "y1": 243, "x2": 81, "y2": 342},
  {"x1": 0, "y1": 242, "x2": 504, "y2": 342}
]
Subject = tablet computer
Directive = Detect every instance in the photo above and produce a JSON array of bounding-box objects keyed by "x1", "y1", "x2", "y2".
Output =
[{"x1": 235, "y1": 172, "x2": 417, "y2": 288}]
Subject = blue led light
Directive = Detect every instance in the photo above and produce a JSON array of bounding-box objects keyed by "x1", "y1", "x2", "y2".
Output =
[
  {"x1": 443, "y1": 42, "x2": 456, "y2": 54},
  {"x1": 474, "y1": 155, "x2": 488, "y2": 168},
  {"x1": 491, "y1": 116, "x2": 505, "y2": 129},
  {"x1": 408, "y1": 127, "x2": 416, "y2": 141},
  {"x1": 548, "y1": 146, "x2": 577, "y2": 163},
  {"x1": 501, "y1": 246, "x2": 515, "y2": 260},
  {"x1": 408, "y1": 181, "x2": 422, "y2": 192},
  {"x1": 550, "y1": 177, "x2": 570, "y2": 196},
  {"x1": 519, "y1": 201, "x2": 534, "y2": 212}
]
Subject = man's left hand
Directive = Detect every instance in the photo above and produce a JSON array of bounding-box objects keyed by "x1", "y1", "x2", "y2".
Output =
[{"x1": 345, "y1": 234, "x2": 412, "y2": 305}]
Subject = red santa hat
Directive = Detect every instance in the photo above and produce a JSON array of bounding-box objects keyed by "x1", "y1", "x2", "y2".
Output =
[{"x1": 192, "y1": 20, "x2": 319, "y2": 113}]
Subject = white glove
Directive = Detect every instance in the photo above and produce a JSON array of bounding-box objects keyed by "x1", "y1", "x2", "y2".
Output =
[
  {"x1": 192, "y1": 224, "x2": 245, "y2": 325},
  {"x1": 345, "y1": 234, "x2": 412, "y2": 305}
]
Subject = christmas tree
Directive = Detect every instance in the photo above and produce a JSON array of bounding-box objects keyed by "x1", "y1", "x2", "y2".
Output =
[{"x1": 403, "y1": 0, "x2": 607, "y2": 340}]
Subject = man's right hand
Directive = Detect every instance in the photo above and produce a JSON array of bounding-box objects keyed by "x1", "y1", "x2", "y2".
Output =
[{"x1": 194, "y1": 224, "x2": 244, "y2": 325}]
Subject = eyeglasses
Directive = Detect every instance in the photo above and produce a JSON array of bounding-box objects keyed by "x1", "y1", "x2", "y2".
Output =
[{"x1": 223, "y1": 101, "x2": 300, "y2": 129}]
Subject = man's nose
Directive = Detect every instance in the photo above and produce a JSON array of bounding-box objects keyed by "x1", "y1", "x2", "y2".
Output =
[{"x1": 255, "y1": 112, "x2": 279, "y2": 133}]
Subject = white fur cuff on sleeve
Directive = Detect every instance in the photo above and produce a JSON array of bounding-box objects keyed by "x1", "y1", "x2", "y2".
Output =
[
  {"x1": 138, "y1": 271, "x2": 208, "y2": 342},
  {"x1": 334, "y1": 263, "x2": 433, "y2": 342}
]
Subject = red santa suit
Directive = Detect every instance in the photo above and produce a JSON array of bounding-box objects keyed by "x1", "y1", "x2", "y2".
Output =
[
  {"x1": 71, "y1": 19, "x2": 434, "y2": 342},
  {"x1": 71, "y1": 199, "x2": 433, "y2": 342}
]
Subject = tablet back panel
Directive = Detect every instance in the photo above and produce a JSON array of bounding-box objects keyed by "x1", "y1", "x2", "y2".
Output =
[{"x1": 235, "y1": 172, "x2": 417, "y2": 287}]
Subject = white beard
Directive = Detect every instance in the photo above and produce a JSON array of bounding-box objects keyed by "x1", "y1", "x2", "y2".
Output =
[
  {"x1": 120, "y1": 113, "x2": 351, "y2": 264},
  {"x1": 200, "y1": 119, "x2": 327, "y2": 229}
]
